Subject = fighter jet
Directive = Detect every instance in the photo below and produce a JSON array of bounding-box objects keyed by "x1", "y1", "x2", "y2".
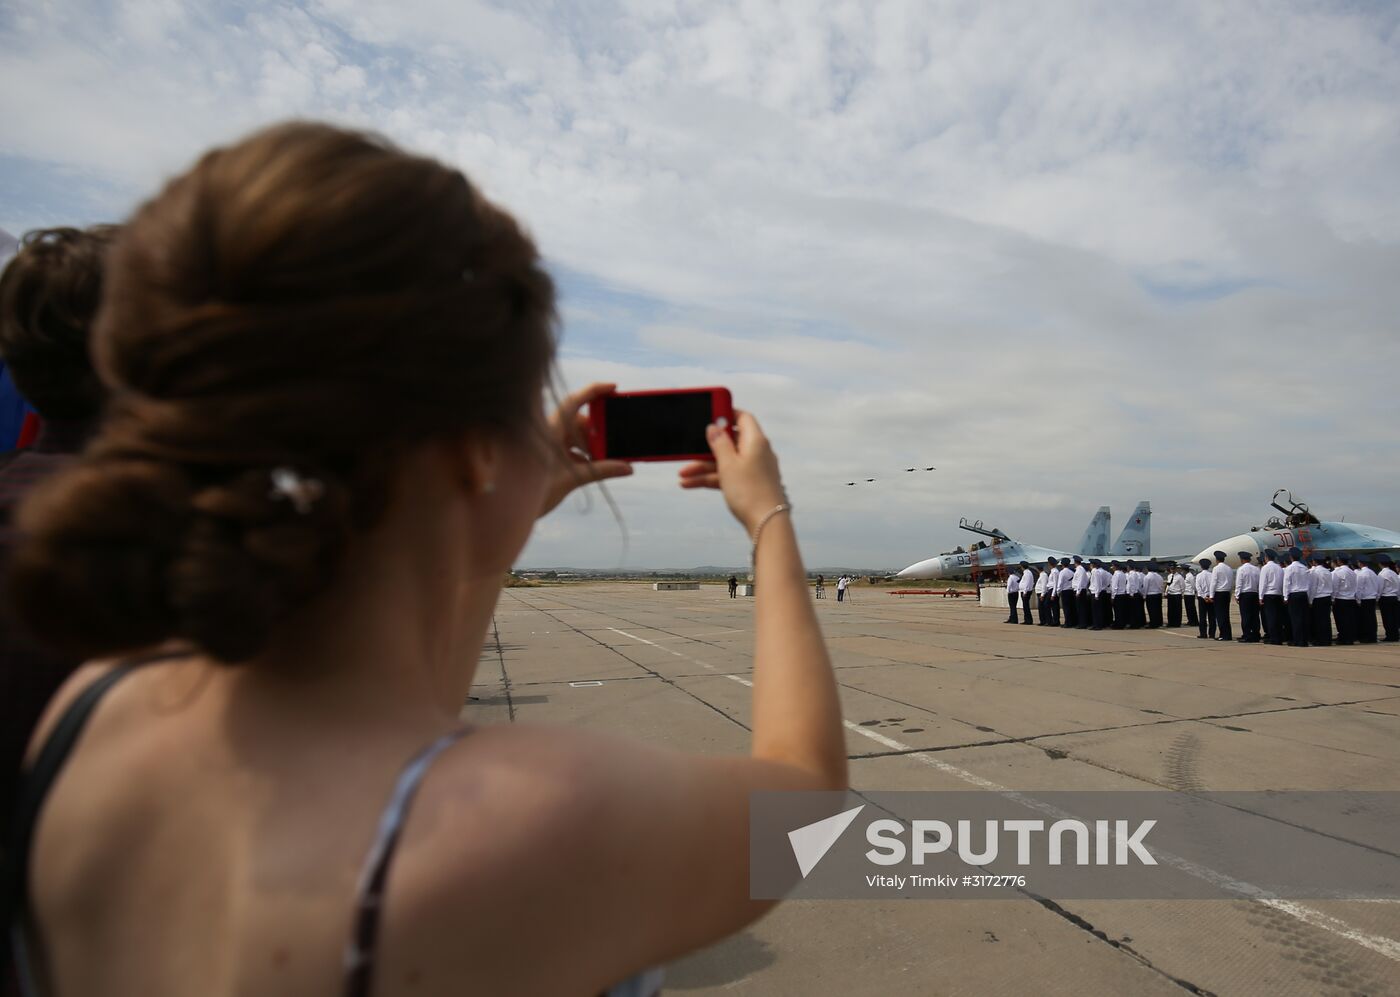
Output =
[
  {"x1": 896, "y1": 503, "x2": 1153, "y2": 580},
  {"x1": 1193, "y1": 490, "x2": 1400, "y2": 568}
]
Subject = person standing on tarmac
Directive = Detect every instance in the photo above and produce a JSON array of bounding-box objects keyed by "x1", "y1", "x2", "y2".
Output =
[
  {"x1": 1072, "y1": 556, "x2": 1091, "y2": 630},
  {"x1": 1005, "y1": 567, "x2": 1022, "y2": 624},
  {"x1": 1210, "y1": 551, "x2": 1235, "y2": 641},
  {"x1": 1309, "y1": 554, "x2": 1334, "y2": 646},
  {"x1": 1114, "y1": 565, "x2": 1136, "y2": 627},
  {"x1": 1165, "y1": 564, "x2": 1185, "y2": 628},
  {"x1": 1377, "y1": 555, "x2": 1400, "y2": 642},
  {"x1": 1144, "y1": 563, "x2": 1165, "y2": 628},
  {"x1": 1018, "y1": 561, "x2": 1035, "y2": 624},
  {"x1": 1282, "y1": 548, "x2": 1312, "y2": 647},
  {"x1": 1258, "y1": 549, "x2": 1285, "y2": 645},
  {"x1": 1057, "y1": 557, "x2": 1076, "y2": 628},
  {"x1": 1332, "y1": 554, "x2": 1358, "y2": 645},
  {"x1": 1355, "y1": 556, "x2": 1380, "y2": 644},
  {"x1": 1110, "y1": 561, "x2": 1129, "y2": 629},
  {"x1": 1044, "y1": 557, "x2": 1061, "y2": 626},
  {"x1": 1182, "y1": 564, "x2": 1200, "y2": 628},
  {"x1": 1034, "y1": 561, "x2": 1050, "y2": 625},
  {"x1": 1195, "y1": 558, "x2": 1217, "y2": 639},
  {"x1": 728, "y1": 574, "x2": 739, "y2": 599},
  {"x1": 1089, "y1": 559, "x2": 1110, "y2": 629},
  {"x1": 1234, "y1": 551, "x2": 1261, "y2": 643}
]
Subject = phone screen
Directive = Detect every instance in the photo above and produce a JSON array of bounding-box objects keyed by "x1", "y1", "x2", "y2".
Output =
[{"x1": 604, "y1": 392, "x2": 714, "y2": 459}]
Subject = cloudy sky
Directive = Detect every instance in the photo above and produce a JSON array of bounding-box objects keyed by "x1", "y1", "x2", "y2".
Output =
[{"x1": 3, "y1": 1, "x2": 1398, "y2": 569}]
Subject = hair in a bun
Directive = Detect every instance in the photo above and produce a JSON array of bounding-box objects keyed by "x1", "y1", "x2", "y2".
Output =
[{"x1": 8, "y1": 122, "x2": 555, "y2": 662}]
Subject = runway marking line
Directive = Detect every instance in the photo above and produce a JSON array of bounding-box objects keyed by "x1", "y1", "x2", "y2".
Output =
[
  {"x1": 718, "y1": 674, "x2": 1400, "y2": 963},
  {"x1": 607, "y1": 627, "x2": 716, "y2": 669}
]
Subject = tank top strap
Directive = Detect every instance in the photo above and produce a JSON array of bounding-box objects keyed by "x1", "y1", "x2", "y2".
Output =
[{"x1": 343, "y1": 726, "x2": 472, "y2": 997}]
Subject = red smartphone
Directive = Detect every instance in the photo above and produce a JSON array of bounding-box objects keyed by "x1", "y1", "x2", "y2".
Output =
[{"x1": 587, "y1": 387, "x2": 735, "y2": 462}]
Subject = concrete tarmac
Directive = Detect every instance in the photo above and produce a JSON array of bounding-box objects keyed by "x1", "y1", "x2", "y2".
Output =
[{"x1": 465, "y1": 584, "x2": 1400, "y2": 996}]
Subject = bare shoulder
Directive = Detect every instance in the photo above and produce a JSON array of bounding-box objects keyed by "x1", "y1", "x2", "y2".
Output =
[
  {"x1": 405, "y1": 723, "x2": 696, "y2": 856},
  {"x1": 377, "y1": 724, "x2": 769, "y2": 992},
  {"x1": 23, "y1": 660, "x2": 125, "y2": 766}
]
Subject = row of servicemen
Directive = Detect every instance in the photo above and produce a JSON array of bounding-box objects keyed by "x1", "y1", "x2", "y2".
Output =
[{"x1": 1002, "y1": 549, "x2": 1400, "y2": 647}]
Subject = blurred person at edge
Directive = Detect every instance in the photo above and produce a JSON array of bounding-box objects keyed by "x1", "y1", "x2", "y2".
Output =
[
  {"x1": 0, "y1": 226, "x2": 118, "y2": 848},
  {"x1": 3, "y1": 124, "x2": 846, "y2": 997}
]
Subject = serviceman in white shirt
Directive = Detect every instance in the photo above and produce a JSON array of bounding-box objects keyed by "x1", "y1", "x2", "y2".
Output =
[
  {"x1": 1233, "y1": 551, "x2": 1261, "y2": 644},
  {"x1": 1258, "y1": 549, "x2": 1285, "y2": 645},
  {"x1": 1125, "y1": 563, "x2": 1144, "y2": 629},
  {"x1": 1332, "y1": 556, "x2": 1358, "y2": 645},
  {"x1": 1089, "y1": 559, "x2": 1111, "y2": 630},
  {"x1": 1017, "y1": 561, "x2": 1036, "y2": 625},
  {"x1": 1194, "y1": 559, "x2": 1215, "y2": 639},
  {"x1": 1005, "y1": 567, "x2": 1022, "y2": 625},
  {"x1": 1056, "y1": 558, "x2": 1076, "y2": 629},
  {"x1": 1377, "y1": 555, "x2": 1399, "y2": 642},
  {"x1": 1282, "y1": 548, "x2": 1312, "y2": 647},
  {"x1": 1143, "y1": 563, "x2": 1165, "y2": 628},
  {"x1": 1110, "y1": 561, "x2": 1129, "y2": 630},
  {"x1": 1165, "y1": 565, "x2": 1187, "y2": 628},
  {"x1": 1210, "y1": 550, "x2": 1235, "y2": 641},
  {"x1": 1072, "y1": 556, "x2": 1092, "y2": 630},
  {"x1": 1182, "y1": 564, "x2": 1199, "y2": 628},
  {"x1": 1355, "y1": 556, "x2": 1380, "y2": 644},
  {"x1": 1035, "y1": 561, "x2": 1051, "y2": 626},
  {"x1": 1309, "y1": 554, "x2": 1334, "y2": 646}
]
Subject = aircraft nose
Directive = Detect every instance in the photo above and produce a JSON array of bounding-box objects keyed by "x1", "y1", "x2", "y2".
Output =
[
  {"x1": 897, "y1": 557, "x2": 945, "y2": 579},
  {"x1": 1192, "y1": 534, "x2": 1261, "y2": 568}
]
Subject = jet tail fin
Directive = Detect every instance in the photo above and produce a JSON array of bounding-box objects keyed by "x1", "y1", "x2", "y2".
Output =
[
  {"x1": 1110, "y1": 501, "x2": 1151, "y2": 556},
  {"x1": 1077, "y1": 507, "x2": 1111, "y2": 556}
]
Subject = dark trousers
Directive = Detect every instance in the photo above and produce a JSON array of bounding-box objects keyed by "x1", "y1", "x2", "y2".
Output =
[
  {"x1": 1092, "y1": 592, "x2": 1108, "y2": 628},
  {"x1": 1237, "y1": 592, "x2": 1260, "y2": 642},
  {"x1": 1358, "y1": 599, "x2": 1378, "y2": 643},
  {"x1": 1038, "y1": 593, "x2": 1050, "y2": 625},
  {"x1": 1184, "y1": 593, "x2": 1198, "y2": 626},
  {"x1": 1060, "y1": 591, "x2": 1076, "y2": 627},
  {"x1": 1126, "y1": 594, "x2": 1142, "y2": 628},
  {"x1": 1048, "y1": 594, "x2": 1060, "y2": 626},
  {"x1": 1166, "y1": 594, "x2": 1182, "y2": 627},
  {"x1": 1197, "y1": 597, "x2": 1215, "y2": 637},
  {"x1": 1112, "y1": 594, "x2": 1128, "y2": 629},
  {"x1": 1213, "y1": 593, "x2": 1233, "y2": 640},
  {"x1": 1380, "y1": 596, "x2": 1399, "y2": 642},
  {"x1": 1261, "y1": 594, "x2": 1285, "y2": 644},
  {"x1": 1077, "y1": 590, "x2": 1092, "y2": 629},
  {"x1": 1333, "y1": 598, "x2": 1357, "y2": 644},
  {"x1": 1146, "y1": 595, "x2": 1163, "y2": 628},
  {"x1": 1006, "y1": 595, "x2": 1020, "y2": 623},
  {"x1": 1311, "y1": 596, "x2": 1332, "y2": 646},
  {"x1": 1286, "y1": 592, "x2": 1311, "y2": 646},
  {"x1": 1021, "y1": 592, "x2": 1034, "y2": 623}
]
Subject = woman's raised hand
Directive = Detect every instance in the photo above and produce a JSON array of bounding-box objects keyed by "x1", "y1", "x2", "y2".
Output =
[
  {"x1": 678, "y1": 411, "x2": 787, "y2": 533},
  {"x1": 537, "y1": 382, "x2": 634, "y2": 518}
]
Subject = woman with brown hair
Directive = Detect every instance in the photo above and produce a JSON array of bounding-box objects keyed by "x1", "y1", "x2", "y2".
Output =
[{"x1": 4, "y1": 123, "x2": 845, "y2": 996}]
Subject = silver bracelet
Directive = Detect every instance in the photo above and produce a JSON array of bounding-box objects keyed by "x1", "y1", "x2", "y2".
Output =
[{"x1": 750, "y1": 503, "x2": 792, "y2": 567}]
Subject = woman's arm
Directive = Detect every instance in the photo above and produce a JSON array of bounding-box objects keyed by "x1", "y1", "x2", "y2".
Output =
[{"x1": 411, "y1": 411, "x2": 846, "y2": 992}]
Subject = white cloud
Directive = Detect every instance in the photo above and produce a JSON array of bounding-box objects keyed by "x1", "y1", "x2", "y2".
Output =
[{"x1": 2, "y1": 0, "x2": 1398, "y2": 567}]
